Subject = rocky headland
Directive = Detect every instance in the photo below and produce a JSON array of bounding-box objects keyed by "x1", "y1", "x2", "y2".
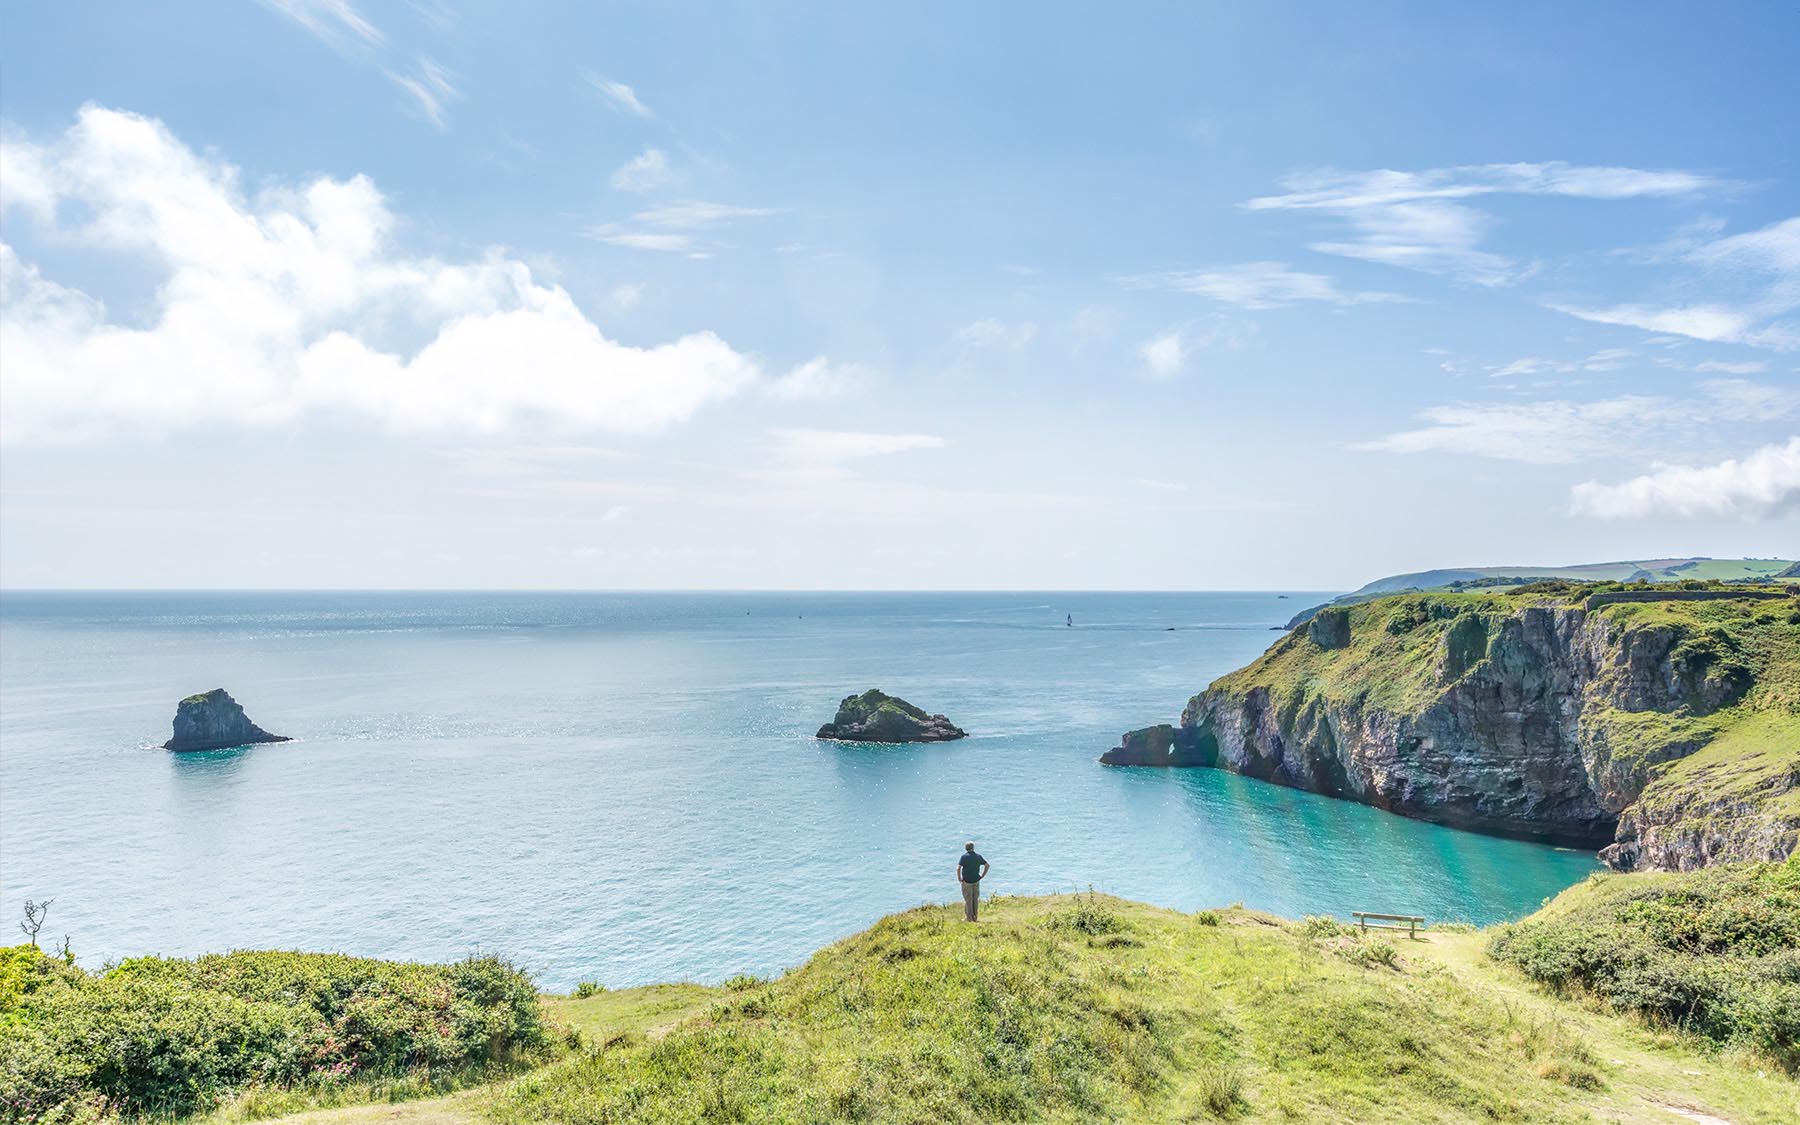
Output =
[
  {"x1": 163, "y1": 688, "x2": 291, "y2": 752},
  {"x1": 817, "y1": 688, "x2": 966, "y2": 743},
  {"x1": 1103, "y1": 582, "x2": 1800, "y2": 872}
]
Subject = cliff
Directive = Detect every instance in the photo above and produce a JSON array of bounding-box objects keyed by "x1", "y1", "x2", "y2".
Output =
[
  {"x1": 163, "y1": 688, "x2": 291, "y2": 752},
  {"x1": 816, "y1": 688, "x2": 966, "y2": 743},
  {"x1": 1104, "y1": 587, "x2": 1799, "y2": 870}
]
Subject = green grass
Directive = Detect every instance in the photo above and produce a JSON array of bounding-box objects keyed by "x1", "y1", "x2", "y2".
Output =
[
  {"x1": 1489, "y1": 859, "x2": 1800, "y2": 1069},
  {"x1": 481, "y1": 893, "x2": 1797, "y2": 1124},
  {"x1": 14, "y1": 889, "x2": 1799, "y2": 1124}
]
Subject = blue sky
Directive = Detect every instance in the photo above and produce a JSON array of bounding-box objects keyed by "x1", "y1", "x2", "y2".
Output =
[{"x1": 1, "y1": 2, "x2": 1795, "y2": 589}]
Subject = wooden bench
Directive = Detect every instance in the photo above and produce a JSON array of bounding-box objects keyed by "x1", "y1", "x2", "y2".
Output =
[{"x1": 1352, "y1": 911, "x2": 1427, "y2": 939}]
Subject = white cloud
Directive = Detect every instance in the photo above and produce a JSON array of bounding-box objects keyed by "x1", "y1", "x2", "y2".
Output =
[
  {"x1": 1139, "y1": 330, "x2": 1186, "y2": 377},
  {"x1": 262, "y1": 3, "x2": 461, "y2": 128},
  {"x1": 610, "y1": 147, "x2": 672, "y2": 193},
  {"x1": 386, "y1": 56, "x2": 460, "y2": 130},
  {"x1": 1246, "y1": 162, "x2": 1720, "y2": 285},
  {"x1": 587, "y1": 75, "x2": 653, "y2": 119},
  {"x1": 584, "y1": 201, "x2": 781, "y2": 256},
  {"x1": 1549, "y1": 302, "x2": 1757, "y2": 345},
  {"x1": 0, "y1": 107, "x2": 778, "y2": 444},
  {"x1": 260, "y1": 0, "x2": 383, "y2": 51},
  {"x1": 608, "y1": 282, "x2": 645, "y2": 309},
  {"x1": 1570, "y1": 437, "x2": 1800, "y2": 520},
  {"x1": 767, "y1": 357, "x2": 866, "y2": 400},
  {"x1": 957, "y1": 318, "x2": 1037, "y2": 349},
  {"x1": 629, "y1": 201, "x2": 781, "y2": 228},
  {"x1": 1131, "y1": 261, "x2": 1406, "y2": 309},
  {"x1": 1550, "y1": 217, "x2": 1800, "y2": 351},
  {"x1": 1487, "y1": 348, "x2": 1634, "y2": 379},
  {"x1": 587, "y1": 230, "x2": 696, "y2": 254},
  {"x1": 1354, "y1": 381, "x2": 1799, "y2": 464},
  {"x1": 769, "y1": 429, "x2": 943, "y2": 466},
  {"x1": 1655, "y1": 357, "x2": 1767, "y2": 375}
]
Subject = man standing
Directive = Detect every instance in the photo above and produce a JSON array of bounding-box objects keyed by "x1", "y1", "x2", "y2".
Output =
[{"x1": 956, "y1": 841, "x2": 989, "y2": 922}]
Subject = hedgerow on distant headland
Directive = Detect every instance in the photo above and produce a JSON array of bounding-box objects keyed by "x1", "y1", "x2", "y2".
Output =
[{"x1": 0, "y1": 945, "x2": 549, "y2": 1122}]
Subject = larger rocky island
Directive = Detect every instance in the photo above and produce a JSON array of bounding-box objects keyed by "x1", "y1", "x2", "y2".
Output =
[
  {"x1": 1103, "y1": 580, "x2": 1799, "y2": 872},
  {"x1": 163, "y1": 688, "x2": 291, "y2": 752},
  {"x1": 817, "y1": 689, "x2": 966, "y2": 743}
]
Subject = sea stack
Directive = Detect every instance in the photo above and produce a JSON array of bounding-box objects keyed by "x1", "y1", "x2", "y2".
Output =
[
  {"x1": 816, "y1": 689, "x2": 966, "y2": 743},
  {"x1": 163, "y1": 688, "x2": 291, "y2": 752}
]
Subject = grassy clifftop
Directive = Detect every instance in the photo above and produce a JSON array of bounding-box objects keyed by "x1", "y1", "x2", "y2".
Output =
[
  {"x1": 8, "y1": 880, "x2": 1798, "y2": 1124},
  {"x1": 1187, "y1": 582, "x2": 1800, "y2": 865}
]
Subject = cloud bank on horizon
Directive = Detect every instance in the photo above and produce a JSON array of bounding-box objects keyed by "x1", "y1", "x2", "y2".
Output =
[{"x1": 0, "y1": 4, "x2": 1794, "y2": 588}]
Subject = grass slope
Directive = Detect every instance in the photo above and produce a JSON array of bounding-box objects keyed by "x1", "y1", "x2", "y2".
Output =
[
  {"x1": 1490, "y1": 860, "x2": 1799, "y2": 1069},
  {"x1": 481, "y1": 894, "x2": 1795, "y2": 1124}
]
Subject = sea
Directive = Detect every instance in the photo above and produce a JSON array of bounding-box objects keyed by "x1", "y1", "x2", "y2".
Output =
[{"x1": 0, "y1": 591, "x2": 1599, "y2": 990}]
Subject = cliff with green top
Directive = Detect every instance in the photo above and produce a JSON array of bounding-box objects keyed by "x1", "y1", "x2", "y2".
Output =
[{"x1": 1103, "y1": 582, "x2": 1800, "y2": 871}]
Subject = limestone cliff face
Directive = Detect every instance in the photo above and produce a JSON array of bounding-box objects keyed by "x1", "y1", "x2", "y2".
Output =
[{"x1": 1102, "y1": 592, "x2": 1798, "y2": 870}]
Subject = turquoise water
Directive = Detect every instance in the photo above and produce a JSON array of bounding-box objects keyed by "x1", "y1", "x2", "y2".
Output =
[{"x1": 0, "y1": 591, "x2": 1598, "y2": 989}]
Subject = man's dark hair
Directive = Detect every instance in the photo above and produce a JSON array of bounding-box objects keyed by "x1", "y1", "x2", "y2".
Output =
[{"x1": 964, "y1": 841, "x2": 975, "y2": 851}]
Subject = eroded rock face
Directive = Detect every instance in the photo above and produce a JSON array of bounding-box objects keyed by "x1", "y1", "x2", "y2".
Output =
[
  {"x1": 1102, "y1": 598, "x2": 1796, "y2": 868},
  {"x1": 163, "y1": 689, "x2": 291, "y2": 752},
  {"x1": 817, "y1": 689, "x2": 966, "y2": 743}
]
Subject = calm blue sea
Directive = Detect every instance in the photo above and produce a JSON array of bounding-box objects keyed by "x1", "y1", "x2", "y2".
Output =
[{"x1": 0, "y1": 591, "x2": 1598, "y2": 989}]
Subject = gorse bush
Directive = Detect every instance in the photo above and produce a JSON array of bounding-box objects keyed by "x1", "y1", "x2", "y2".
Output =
[
  {"x1": 0, "y1": 946, "x2": 549, "y2": 1122},
  {"x1": 572, "y1": 980, "x2": 604, "y2": 998},
  {"x1": 1488, "y1": 859, "x2": 1800, "y2": 1069}
]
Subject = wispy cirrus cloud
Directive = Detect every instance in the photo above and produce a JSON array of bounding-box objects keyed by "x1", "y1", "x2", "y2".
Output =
[
  {"x1": 261, "y1": 1, "x2": 462, "y2": 130},
  {"x1": 1354, "y1": 380, "x2": 1799, "y2": 464},
  {"x1": 610, "y1": 147, "x2": 674, "y2": 193},
  {"x1": 587, "y1": 75, "x2": 654, "y2": 119},
  {"x1": 1245, "y1": 162, "x2": 1722, "y2": 286},
  {"x1": 583, "y1": 201, "x2": 784, "y2": 257},
  {"x1": 1128, "y1": 261, "x2": 1407, "y2": 309},
  {"x1": 1551, "y1": 216, "x2": 1800, "y2": 350},
  {"x1": 259, "y1": 0, "x2": 382, "y2": 51},
  {"x1": 1571, "y1": 437, "x2": 1800, "y2": 520},
  {"x1": 386, "y1": 56, "x2": 460, "y2": 130}
]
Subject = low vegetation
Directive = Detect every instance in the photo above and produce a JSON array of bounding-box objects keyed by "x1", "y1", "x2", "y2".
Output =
[
  {"x1": 1489, "y1": 859, "x2": 1800, "y2": 1069},
  {"x1": 0, "y1": 947, "x2": 548, "y2": 1123},
  {"x1": 487, "y1": 892, "x2": 1795, "y2": 1124},
  {"x1": 6, "y1": 876, "x2": 1798, "y2": 1124}
]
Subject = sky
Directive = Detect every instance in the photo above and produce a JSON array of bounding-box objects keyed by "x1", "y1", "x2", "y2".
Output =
[{"x1": 0, "y1": 2, "x2": 1796, "y2": 590}]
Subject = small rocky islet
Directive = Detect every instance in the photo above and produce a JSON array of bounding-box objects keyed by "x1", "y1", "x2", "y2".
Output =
[
  {"x1": 816, "y1": 688, "x2": 966, "y2": 743},
  {"x1": 163, "y1": 688, "x2": 291, "y2": 752}
]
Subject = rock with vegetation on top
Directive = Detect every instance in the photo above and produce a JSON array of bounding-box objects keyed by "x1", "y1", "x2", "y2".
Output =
[
  {"x1": 1103, "y1": 582, "x2": 1800, "y2": 872},
  {"x1": 163, "y1": 688, "x2": 291, "y2": 752},
  {"x1": 816, "y1": 689, "x2": 966, "y2": 743}
]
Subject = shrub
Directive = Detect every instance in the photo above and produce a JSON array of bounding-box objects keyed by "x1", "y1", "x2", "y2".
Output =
[
  {"x1": 1194, "y1": 910, "x2": 1221, "y2": 927},
  {"x1": 722, "y1": 973, "x2": 765, "y2": 992},
  {"x1": 1489, "y1": 860, "x2": 1800, "y2": 1069},
  {"x1": 0, "y1": 946, "x2": 549, "y2": 1121},
  {"x1": 1296, "y1": 915, "x2": 1349, "y2": 940},
  {"x1": 1050, "y1": 892, "x2": 1124, "y2": 936},
  {"x1": 1339, "y1": 940, "x2": 1399, "y2": 969},
  {"x1": 572, "y1": 981, "x2": 604, "y2": 998}
]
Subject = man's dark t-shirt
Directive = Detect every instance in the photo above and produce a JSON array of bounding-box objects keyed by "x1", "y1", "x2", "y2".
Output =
[{"x1": 958, "y1": 851, "x2": 986, "y2": 883}]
